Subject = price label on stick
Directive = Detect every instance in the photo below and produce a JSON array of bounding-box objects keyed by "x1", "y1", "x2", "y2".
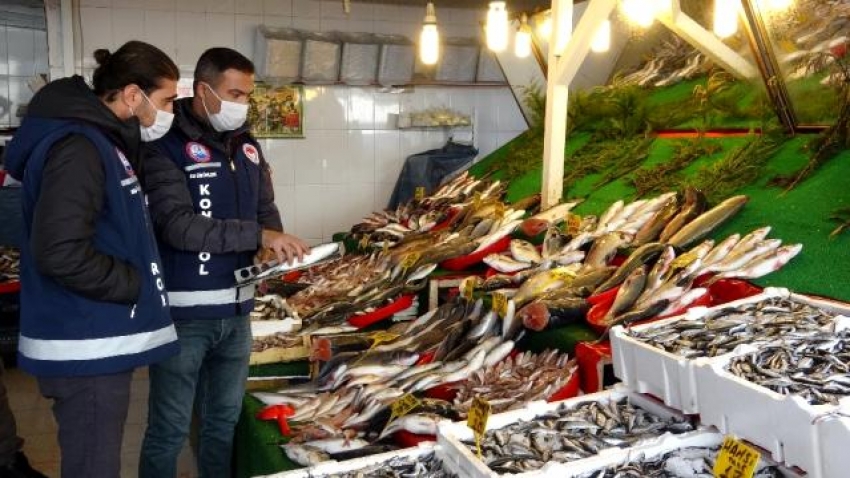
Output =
[
  {"x1": 467, "y1": 396, "x2": 491, "y2": 459},
  {"x1": 460, "y1": 277, "x2": 477, "y2": 301},
  {"x1": 388, "y1": 393, "x2": 421, "y2": 424},
  {"x1": 414, "y1": 186, "x2": 426, "y2": 201},
  {"x1": 492, "y1": 292, "x2": 508, "y2": 318},
  {"x1": 401, "y1": 252, "x2": 421, "y2": 271},
  {"x1": 713, "y1": 436, "x2": 760, "y2": 478},
  {"x1": 672, "y1": 251, "x2": 699, "y2": 270},
  {"x1": 370, "y1": 331, "x2": 400, "y2": 346},
  {"x1": 494, "y1": 202, "x2": 506, "y2": 219},
  {"x1": 567, "y1": 214, "x2": 582, "y2": 236}
]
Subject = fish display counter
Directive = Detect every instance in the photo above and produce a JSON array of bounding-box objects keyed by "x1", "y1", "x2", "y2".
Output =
[{"x1": 234, "y1": 172, "x2": 816, "y2": 477}]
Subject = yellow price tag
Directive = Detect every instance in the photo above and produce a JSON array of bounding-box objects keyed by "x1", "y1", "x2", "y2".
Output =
[
  {"x1": 467, "y1": 396, "x2": 491, "y2": 459},
  {"x1": 460, "y1": 276, "x2": 477, "y2": 301},
  {"x1": 370, "y1": 331, "x2": 400, "y2": 345},
  {"x1": 671, "y1": 251, "x2": 698, "y2": 269},
  {"x1": 401, "y1": 252, "x2": 421, "y2": 270},
  {"x1": 414, "y1": 186, "x2": 426, "y2": 201},
  {"x1": 492, "y1": 292, "x2": 508, "y2": 318},
  {"x1": 713, "y1": 436, "x2": 761, "y2": 478},
  {"x1": 494, "y1": 202, "x2": 506, "y2": 219},
  {"x1": 358, "y1": 235, "x2": 370, "y2": 250},
  {"x1": 388, "y1": 393, "x2": 422, "y2": 424},
  {"x1": 567, "y1": 214, "x2": 582, "y2": 236},
  {"x1": 382, "y1": 241, "x2": 390, "y2": 255}
]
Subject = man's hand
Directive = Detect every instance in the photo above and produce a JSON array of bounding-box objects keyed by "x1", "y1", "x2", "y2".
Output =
[{"x1": 261, "y1": 230, "x2": 311, "y2": 265}]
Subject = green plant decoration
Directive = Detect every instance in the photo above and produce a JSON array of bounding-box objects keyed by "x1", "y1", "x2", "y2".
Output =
[{"x1": 630, "y1": 136, "x2": 723, "y2": 197}]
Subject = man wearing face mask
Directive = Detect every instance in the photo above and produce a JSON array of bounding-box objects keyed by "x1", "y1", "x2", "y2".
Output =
[
  {"x1": 3, "y1": 41, "x2": 180, "y2": 478},
  {"x1": 138, "y1": 48, "x2": 309, "y2": 478}
]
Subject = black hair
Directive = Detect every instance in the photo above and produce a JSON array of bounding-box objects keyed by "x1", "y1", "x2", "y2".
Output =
[
  {"x1": 92, "y1": 41, "x2": 179, "y2": 101},
  {"x1": 194, "y1": 47, "x2": 255, "y2": 90}
]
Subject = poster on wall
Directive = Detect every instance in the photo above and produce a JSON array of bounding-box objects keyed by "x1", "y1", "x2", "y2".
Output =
[{"x1": 249, "y1": 83, "x2": 305, "y2": 138}]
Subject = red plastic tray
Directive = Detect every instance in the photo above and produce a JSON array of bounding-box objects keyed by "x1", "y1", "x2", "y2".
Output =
[
  {"x1": 430, "y1": 207, "x2": 462, "y2": 232},
  {"x1": 546, "y1": 370, "x2": 581, "y2": 402},
  {"x1": 347, "y1": 294, "x2": 415, "y2": 329},
  {"x1": 440, "y1": 236, "x2": 511, "y2": 271},
  {"x1": 575, "y1": 341, "x2": 612, "y2": 394},
  {"x1": 0, "y1": 281, "x2": 20, "y2": 294},
  {"x1": 393, "y1": 430, "x2": 435, "y2": 448}
]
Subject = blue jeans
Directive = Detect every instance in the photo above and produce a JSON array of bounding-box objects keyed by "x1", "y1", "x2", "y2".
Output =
[{"x1": 139, "y1": 316, "x2": 251, "y2": 478}]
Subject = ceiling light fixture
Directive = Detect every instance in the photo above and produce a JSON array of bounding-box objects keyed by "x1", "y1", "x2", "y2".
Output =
[
  {"x1": 420, "y1": 1, "x2": 440, "y2": 65},
  {"x1": 486, "y1": 1, "x2": 509, "y2": 52},
  {"x1": 591, "y1": 19, "x2": 611, "y2": 53},
  {"x1": 515, "y1": 13, "x2": 532, "y2": 58}
]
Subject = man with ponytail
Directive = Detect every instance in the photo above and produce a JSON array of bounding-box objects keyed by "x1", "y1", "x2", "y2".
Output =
[{"x1": 3, "y1": 41, "x2": 180, "y2": 478}]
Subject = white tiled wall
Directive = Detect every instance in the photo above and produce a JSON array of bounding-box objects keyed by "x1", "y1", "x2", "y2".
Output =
[
  {"x1": 0, "y1": 25, "x2": 49, "y2": 128},
  {"x1": 69, "y1": 0, "x2": 528, "y2": 244},
  {"x1": 263, "y1": 85, "x2": 526, "y2": 245}
]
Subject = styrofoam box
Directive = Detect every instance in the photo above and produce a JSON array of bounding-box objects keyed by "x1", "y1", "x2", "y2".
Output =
[
  {"x1": 695, "y1": 348, "x2": 850, "y2": 477},
  {"x1": 611, "y1": 287, "x2": 850, "y2": 415},
  {"x1": 437, "y1": 386, "x2": 697, "y2": 478},
  {"x1": 254, "y1": 441, "x2": 469, "y2": 478},
  {"x1": 565, "y1": 430, "x2": 802, "y2": 477}
]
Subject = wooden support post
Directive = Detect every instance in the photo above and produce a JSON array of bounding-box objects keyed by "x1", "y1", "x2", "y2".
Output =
[
  {"x1": 553, "y1": 0, "x2": 618, "y2": 87},
  {"x1": 657, "y1": 0, "x2": 758, "y2": 80}
]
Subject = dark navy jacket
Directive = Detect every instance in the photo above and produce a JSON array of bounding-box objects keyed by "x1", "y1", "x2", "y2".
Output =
[
  {"x1": 6, "y1": 117, "x2": 178, "y2": 377},
  {"x1": 143, "y1": 98, "x2": 283, "y2": 320}
]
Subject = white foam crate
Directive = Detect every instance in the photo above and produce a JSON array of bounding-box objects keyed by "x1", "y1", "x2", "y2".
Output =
[
  {"x1": 694, "y1": 349, "x2": 850, "y2": 477},
  {"x1": 611, "y1": 287, "x2": 850, "y2": 415},
  {"x1": 565, "y1": 429, "x2": 803, "y2": 477},
  {"x1": 255, "y1": 441, "x2": 467, "y2": 478},
  {"x1": 437, "y1": 386, "x2": 697, "y2": 478}
]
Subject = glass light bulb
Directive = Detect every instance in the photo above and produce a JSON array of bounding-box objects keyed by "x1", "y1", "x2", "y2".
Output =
[
  {"x1": 621, "y1": 0, "x2": 656, "y2": 28},
  {"x1": 714, "y1": 0, "x2": 739, "y2": 38},
  {"x1": 591, "y1": 19, "x2": 611, "y2": 53},
  {"x1": 537, "y1": 16, "x2": 552, "y2": 41},
  {"x1": 515, "y1": 29, "x2": 532, "y2": 58},
  {"x1": 486, "y1": 1, "x2": 509, "y2": 52},
  {"x1": 420, "y1": 24, "x2": 440, "y2": 65}
]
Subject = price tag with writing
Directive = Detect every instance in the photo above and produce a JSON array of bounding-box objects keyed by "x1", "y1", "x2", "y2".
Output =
[
  {"x1": 356, "y1": 330, "x2": 400, "y2": 364},
  {"x1": 671, "y1": 251, "x2": 698, "y2": 269},
  {"x1": 492, "y1": 292, "x2": 508, "y2": 318},
  {"x1": 382, "y1": 241, "x2": 390, "y2": 256},
  {"x1": 713, "y1": 436, "x2": 760, "y2": 478},
  {"x1": 400, "y1": 252, "x2": 421, "y2": 271},
  {"x1": 494, "y1": 202, "x2": 506, "y2": 219},
  {"x1": 460, "y1": 276, "x2": 477, "y2": 301},
  {"x1": 467, "y1": 396, "x2": 491, "y2": 459},
  {"x1": 370, "y1": 331, "x2": 400, "y2": 345},
  {"x1": 414, "y1": 186, "x2": 426, "y2": 201},
  {"x1": 567, "y1": 214, "x2": 582, "y2": 236},
  {"x1": 388, "y1": 393, "x2": 421, "y2": 424}
]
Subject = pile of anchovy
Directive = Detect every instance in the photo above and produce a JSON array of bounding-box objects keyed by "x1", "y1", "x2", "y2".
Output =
[
  {"x1": 580, "y1": 445, "x2": 783, "y2": 477},
  {"x1": 463, "y1": 397, "x2": 695, "y2": 474},
  {"x1": 727, "y1": 329, "x2": 850, "y2": 405},
  {"x1": 251, "y1": 333, "x2": 304, "y2": 353},
  {"x1": 628, "y1": 298, "x2": 837, "y2": 358},
  {"x1": 453, "y1": 350, "x2": 576, "y2": 417},
  {"x1": 306, "y1": 452, "x2": 457, "y2": 478},
  {"x1": 0, "y1": 247, "x2": 19, "y2": 283}
]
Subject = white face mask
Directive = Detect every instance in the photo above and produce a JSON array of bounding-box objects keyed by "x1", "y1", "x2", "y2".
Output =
[
  {"x1": 202, "y1": 83, "x2": 249, "y2": 132},
  {"x1": 133, "y1": 92, "x2": 174, "y2": 142}
]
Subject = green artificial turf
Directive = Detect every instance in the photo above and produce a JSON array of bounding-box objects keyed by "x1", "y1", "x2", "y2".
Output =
[{"x1": 472, "y1": 132, "x2": 850, "y2": 301}]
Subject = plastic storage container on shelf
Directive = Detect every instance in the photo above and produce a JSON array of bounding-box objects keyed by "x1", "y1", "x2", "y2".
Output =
[
  {"x1": 610, "y1": 287, "x2": 850, "y2": 415},
  {"x1": 376, "y1": 35, "x2": 414, "y2": 86},
  {"x1": 254, "y1": 442, "x2": 465, "y2": 478},
  {"x1": 436, "y1": 386, "x2": 698, "y2": 478},
  {"x1": 339, "y1": 33, "x2": 379, "y2": 85},
  {"x1": 254, "y1": 27, "x2": 302, "y2": 82},
  {"x1": 300, "y1": 31, "x2": 342, "y2": 84},
  {"x1": 564, "y1": 430, "x2": 802, "y2": 477}
]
